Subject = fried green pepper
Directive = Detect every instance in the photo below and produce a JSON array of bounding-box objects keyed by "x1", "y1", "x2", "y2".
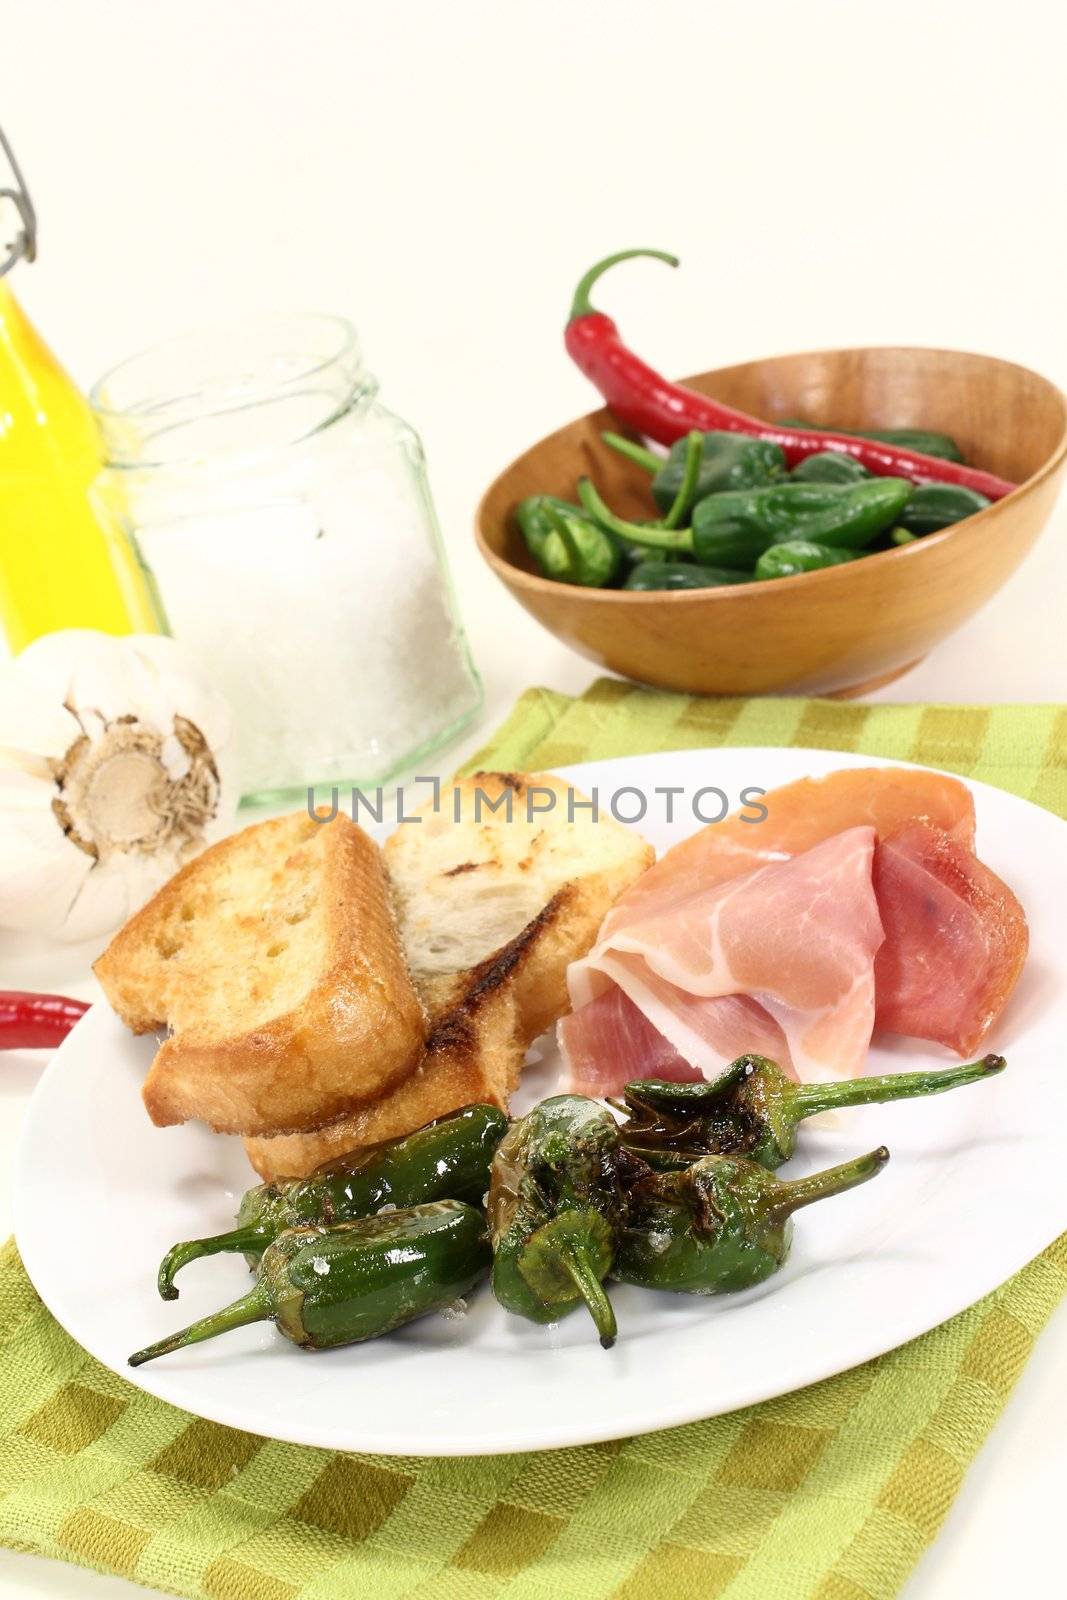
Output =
[
  {"x1": 157, "y1": 1104, "x2": 507, "y2": 1300},
  {"x1": 780, "y1": 419, "x2": 966, "y2": 463},
  {"x1": 603, "y1": 428, "x2": 785, "y2": 511},
  {"x1": 754, "y1": 540, "x2": 859, "y2": 580},
  {"x1": 489, "y1": 1095, "x2": 631, "y2": 1346},
  {"x1": 514, "y1": 495, "x2": 620, "y2": 586},
  {"x1": 894, "y1": 483, "x2": 991, "y2": 535},
  {"x1": 617, "y1": 1054, "x2": 1005, "y2": 1171},
  {"x1": 791, "y1": 451, "x2": 871, "y2": 485},
  {"x1": 624, "y1": 560, "x2": 752, "y2": 591},
  {"x1": 130, "y1": 1202, "x2": 491, "y2": 1366},
  {"x1": 613, "y1": 1147, "x2": 888, "y2": 1296},
  {"x1": 578, "y1": 477, "x2": 911, "y2": 569}
]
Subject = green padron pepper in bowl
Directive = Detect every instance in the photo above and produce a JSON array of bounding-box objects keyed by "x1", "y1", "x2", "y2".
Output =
[
  {"x1": 894, "y1": 483, "x2": 991, "y2": 535},
  {"x1": 690, "y1": 479, "x2": 913, "y2": 564},
  {"x1": 780, "y1": 419, "x2": 967, "y2": 463},
  {"x1": 603, "y1": 428, "x2": 786, "y2": 512},
  {"x1": 579, "y1": 477, "x2": 912, "y2": 570},
  {"x1": 791, "y1": 451, "x2": 871, "y2": 485},
  {"x1": 624, "y1": 561, "x2": 752, "y2": 591},
  {"x1": 514, "y1": 495, "x2": 620, "y2": 587},
  {"x1": 754, "y1": 541, "x2": 860, "y2": 580}
]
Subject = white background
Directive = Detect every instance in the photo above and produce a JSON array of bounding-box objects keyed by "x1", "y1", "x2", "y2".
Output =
[{"x1": 2, "y1": 0, "x2": 1067, "y2": 1595}]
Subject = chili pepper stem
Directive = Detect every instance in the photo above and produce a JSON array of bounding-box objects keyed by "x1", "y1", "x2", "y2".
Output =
[
  {"x1": 788, "y1": 1057, "x2": 1005, "y2": 1123},
  {"x1": 157, "y1": 1226, "x2": 271, "y2": 1301},
  {"x1": 129, "y1": 1283, "x2": 271, "y2": 1367},
  {"x1": 569, "y1": 248, "x2": 679, "y2": 322},
  {"x1": 543, "y1": 503, "x2": 582, "y2": 573},
  {"x1": 554, "y1": 1238, "x2": 618, "y2": 1349},
  {"x1": 774, "y1": 1147, "x2": 889, "y2": 1218},
  {"x1": 601, "y1": 431, "x2": 663, "y2": 475}
]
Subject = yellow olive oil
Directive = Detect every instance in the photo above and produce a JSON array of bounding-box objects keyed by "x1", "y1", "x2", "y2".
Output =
[{"x1": 0, "y1": 281, "x2": 155, "y2": 652}]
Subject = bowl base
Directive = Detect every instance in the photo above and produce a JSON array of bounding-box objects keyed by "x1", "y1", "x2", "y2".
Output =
[{"x1": 826, "y1": 658, "x2": 925, "y2": 699}]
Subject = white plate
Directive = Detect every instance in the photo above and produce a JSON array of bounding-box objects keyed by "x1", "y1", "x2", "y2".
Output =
[{"x1": 14, "y1": 748, "x2": 1067, "y2": 1456}]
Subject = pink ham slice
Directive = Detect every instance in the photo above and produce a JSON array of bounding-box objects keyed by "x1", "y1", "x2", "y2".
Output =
[
  {"x1": 559, "y1": 987, "x2": 704, "y2": 1093},
  {"x1": 873, "y1": 821, "x2": 1029, "y2": 1054},
  {"x1": 599, "y1": 766, "x2": 976, "y2": 944},
  {"x1": 563, "y1": 826, "x2": 884, "y2": 1092},
  {"x1": 558, "y1": 985, "x2": 790, "y2": 1095}
]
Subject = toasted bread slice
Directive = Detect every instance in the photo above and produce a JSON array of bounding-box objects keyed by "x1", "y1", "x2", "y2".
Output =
[
  {"x1": 95, "y1": 812, "x2": 425, "y2": 1136},
  {"x1": 243, "y1": 772, "x2": 654, "y2": 1178}
]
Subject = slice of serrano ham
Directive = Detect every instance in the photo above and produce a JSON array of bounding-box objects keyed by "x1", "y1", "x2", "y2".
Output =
[
  {"x1": 564, "y1": 827, "x2": 883, "y2": 1090},
  {"x1": 559, "y1": 974, "x2": 793, "y2": 1093},
  {"x1": 873, "y1": 821, "x2": 1029, "y2": 1055},
  {"x1": 598, "y1": 766, "x2": 975, "y2": 943}
]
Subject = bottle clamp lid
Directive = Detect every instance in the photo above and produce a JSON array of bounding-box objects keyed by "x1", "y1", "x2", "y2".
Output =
[{"x1": 0, "y1": 125, "x2": 37, "y2": 278}]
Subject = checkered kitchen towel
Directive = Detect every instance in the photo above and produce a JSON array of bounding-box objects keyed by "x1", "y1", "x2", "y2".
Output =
[{"x1": 2, "y1": 681, "x2": 1065, "y2": 1600}]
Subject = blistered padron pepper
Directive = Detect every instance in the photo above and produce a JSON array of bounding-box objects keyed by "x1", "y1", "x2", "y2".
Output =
[
  {"x1": 157, "y1": 1104, "x2": 507, "y2": 1299},
  {"x1": 578, "y1": 476, "x2": 912, "y2": 569},
  {"x1": 616, "y1": 1054, "x2": 1005, "y2": 1171},
  {"x1": 602, "y1": 428, "x2": 785, "y2": 511},
  {"x1": 613, "y1": 1146, "x2": 888, "y2": 1296},
  {"x1": 488, "y1": 1095, "x2": 632, "y2": 1346},
  {"x1": 130, "y1": 1201, "x2": 492, "y2": 1366}
]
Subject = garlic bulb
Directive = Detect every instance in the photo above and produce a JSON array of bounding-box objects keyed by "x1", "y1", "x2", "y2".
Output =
[{"x1": 0, "y1": 630, "x2": 238, "y2": 942}]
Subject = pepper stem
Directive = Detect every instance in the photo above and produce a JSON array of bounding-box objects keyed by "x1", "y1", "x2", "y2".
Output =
[
  {"x1": 601, "y1": 431, "x2": 664, "y2": 475},
  {"x1": 661, "y1": 431, "x2": 704, "y2": 530},
  {"x1": 554, "y1": 1238, "x2": 618, "y2": 1349},
  {"x1": 788, "y1": 1056, "x2": 1005, "y2": 1125},
  {"x1": 775, "y1": 1147, "x2": 889, "y2": 1218},
  {"x1": 157, "y1": 1225, "x2": 271, "y2": 1301},
  {"x1": 543, "y1": 502, "x2": 583, "y2": 579},
  {"x1": 569, "y1": 248, "x2": 679, "y2": 322},
  {"x1": 577, "y1": 477, "x2": 691, "y2": 552},
  {"x1": 129, "y1": 1282, "x2": 271, "y2": 1367}
]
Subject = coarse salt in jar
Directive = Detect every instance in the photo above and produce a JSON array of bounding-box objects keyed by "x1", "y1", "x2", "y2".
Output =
[{"x1": 90, "y1": 315, "x2": 481, "y2": 801}]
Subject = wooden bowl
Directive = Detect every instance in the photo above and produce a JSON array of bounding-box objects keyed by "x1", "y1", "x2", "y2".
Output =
[{"x1": 475, "y1": 348, "x2": 1067, "y2": 697}]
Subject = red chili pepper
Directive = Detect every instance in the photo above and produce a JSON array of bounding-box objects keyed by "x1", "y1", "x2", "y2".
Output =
[
  {"x1": 564, "y1": 250, "x2": 1016, "y2": 502},
  {"x1": 0, "y1": 990, "x2": 89, "y2": 1049}
]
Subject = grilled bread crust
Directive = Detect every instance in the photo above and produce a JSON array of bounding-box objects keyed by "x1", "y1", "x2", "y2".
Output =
[
  {"x1": 94, "y1": 812, "x2": 425, "y2": 1136},
  {"x1": 242, "y1": 774, "x2": 653, "y2": 1178}
]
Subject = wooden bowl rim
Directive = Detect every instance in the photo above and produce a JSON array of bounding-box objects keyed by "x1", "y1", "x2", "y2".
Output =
[{"x1": 475, "y1": 345, "x2": 1067, "y2": 606}]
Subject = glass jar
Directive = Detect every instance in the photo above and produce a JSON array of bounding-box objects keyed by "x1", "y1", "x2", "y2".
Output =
[{"x1": 90, "y1": 316, "x2": 481, "y2": 802}]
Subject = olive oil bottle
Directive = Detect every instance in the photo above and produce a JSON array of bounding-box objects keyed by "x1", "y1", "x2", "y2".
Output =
[
  {"x1": 0, "y1": 126, "x2": 154, "y2": 652},
  {"x1": 0, "y1": 280, "x2": 156, "y2": 652}
]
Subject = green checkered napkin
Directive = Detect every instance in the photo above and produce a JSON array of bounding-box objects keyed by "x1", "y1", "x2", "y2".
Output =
[{"x1": 2, "y1": 680, "x2": 1065, "y2": 1600}]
